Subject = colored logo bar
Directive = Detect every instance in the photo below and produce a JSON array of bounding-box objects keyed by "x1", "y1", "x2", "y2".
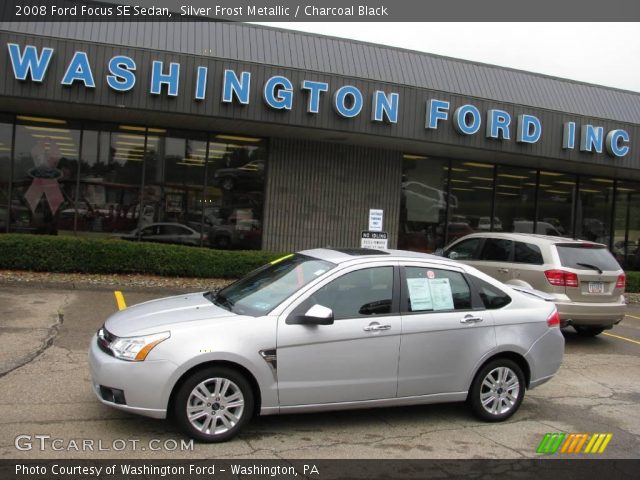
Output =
[{"x1": 537, "y1": 433, "x2": 612, "y2": 454}]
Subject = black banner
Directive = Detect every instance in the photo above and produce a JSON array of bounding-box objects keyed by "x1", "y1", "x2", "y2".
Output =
[{"x1": 2, "y1": 459, "x2": 640, "y2": 480}]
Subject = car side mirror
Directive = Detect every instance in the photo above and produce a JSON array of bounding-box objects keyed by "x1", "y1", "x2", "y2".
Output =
[
  {"x1": 287, "y1": 304, "x2": 334, "y2": 325},
  {"x1": 447, "y1": 251, "x2": 459, "y2": 260},
  {"x1": 434, "y1": 248, "x2": 444, "y2": 257}
]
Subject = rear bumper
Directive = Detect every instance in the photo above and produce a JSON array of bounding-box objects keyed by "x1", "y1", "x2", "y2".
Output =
[{"x1": 555, "y1": 297, "x2": 626, "y2": 327}]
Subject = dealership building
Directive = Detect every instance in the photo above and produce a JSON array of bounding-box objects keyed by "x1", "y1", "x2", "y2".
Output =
[{"x1": 1, "y1": 21, "x2": 639, "y2": 266}]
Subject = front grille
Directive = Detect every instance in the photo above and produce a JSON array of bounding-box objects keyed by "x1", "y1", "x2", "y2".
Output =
[{"x1": 97, "y1": 327, "x2": 115, "y2": 357}]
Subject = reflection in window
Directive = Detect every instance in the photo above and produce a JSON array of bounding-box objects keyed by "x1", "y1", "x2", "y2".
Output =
[
  {"x1": 614, "y1": 181, "x2": 640, "y2": 270},
  {"x1": 399, "y1": 155, "x2": 449, "y2": 252},
  {"x1": 11, "y1": 117, "x2": 80, "y2": 234},
  {"x1": 576, "y1": 177, "x2": 613, "y2": 244},
  {"x1": 536, "y1": 171, "x2": 576, "y2": 237},
  {"x1": 0, "y1": 119, "x2": 12, "y2": 232},
  {"x1": 493, "y1": 165, "x2": 536, "y2": 232},
  {"x1": 447, "y1": 161, "x2": 494, "y2": 243}
]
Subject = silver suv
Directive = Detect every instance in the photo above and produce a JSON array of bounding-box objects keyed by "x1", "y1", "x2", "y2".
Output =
[{"x1": 441, "y1": 233, "x2": 626, "y2": 336}]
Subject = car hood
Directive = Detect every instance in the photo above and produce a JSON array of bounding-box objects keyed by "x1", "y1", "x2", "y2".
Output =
[{"x1": 104, "y1": 292, "x2": 236, "y2": 336}]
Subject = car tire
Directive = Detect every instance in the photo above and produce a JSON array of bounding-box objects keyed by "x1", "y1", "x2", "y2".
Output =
[
  {"x1": 174, "y1": 367, "x2": 254, "y2": 442},
  {"x1": 469, "y1": 358, "x2": 525, "y2": 422},
  {"x1": 574, "y1": 326, "x2": 605, "y2": 337}
]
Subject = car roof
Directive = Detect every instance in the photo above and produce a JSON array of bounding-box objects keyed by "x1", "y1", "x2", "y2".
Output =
[
  {"x1": 448, "y1": 232, "x2": 605, "y2": 247},
  {"x1": 300, "y1": 247, "x2": 457, "y2": 266}
]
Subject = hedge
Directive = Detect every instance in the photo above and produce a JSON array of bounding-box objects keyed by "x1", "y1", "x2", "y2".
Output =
[
  {"x1": 0, "y1": 234, "x2": 284, "y2": 279},
  {"x1": 626, "y1": 271, "x2": 640, "y2": 294}
]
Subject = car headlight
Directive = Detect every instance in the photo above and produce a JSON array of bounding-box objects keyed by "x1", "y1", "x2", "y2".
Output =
[{"x1": 101, "y1": 329, "x2": 170, "y2": 361}]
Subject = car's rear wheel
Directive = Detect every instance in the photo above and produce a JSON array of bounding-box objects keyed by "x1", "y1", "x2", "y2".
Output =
[
  {"x1": 469, "y1": 358, "x2": 525, "y2": 422},
  {"x1": 174, "y1": 367, "x2": 254, "y2": 442},
  {"x1": 574, "y1": 326, "x2": 605, "y2": 337}
]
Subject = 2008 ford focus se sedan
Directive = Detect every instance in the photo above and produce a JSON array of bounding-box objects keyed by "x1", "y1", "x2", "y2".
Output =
[{"x1": 89, "y1": 248, "x2": 564, "y2": 442}]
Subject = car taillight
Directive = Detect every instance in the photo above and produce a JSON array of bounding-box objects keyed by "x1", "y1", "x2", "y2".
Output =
[
  {"x1": 547, "y1": 308, "x2": 560, "y2": 327},
  {"x1": 616, "y1": 273, "x2": 626, "y2": 290},
  {"x1": 544, "y1": 269, "x2": 579, "y2": 287}
]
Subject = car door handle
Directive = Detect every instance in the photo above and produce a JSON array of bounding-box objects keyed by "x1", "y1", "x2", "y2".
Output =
[
  {"x1": 497, "y1": 268, "x2": 510, "y2": 273},
  {"x1": 460, "y1": 315, "x2": 483, "y2": 324},
  {"x1": 363, "y1": 324, "x2": 392, "y2": 331}
]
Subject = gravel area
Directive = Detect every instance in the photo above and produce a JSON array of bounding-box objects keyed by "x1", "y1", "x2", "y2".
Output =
[
  {"x1": 1, "y1": 269, "x2": 638, "y2": 303},
  {"x1": 0, "y1": 270, "x2": 233, "y2": 293}
]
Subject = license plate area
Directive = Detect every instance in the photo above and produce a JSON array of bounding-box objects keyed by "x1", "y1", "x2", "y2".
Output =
[{"x1": 587, "y1": 281, "x2": 605, "y2": 294}]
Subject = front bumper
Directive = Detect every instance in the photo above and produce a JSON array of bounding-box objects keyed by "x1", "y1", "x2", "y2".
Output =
[
  {"x1": 555, "y1": 296, "x2": 626, "y2": 328},
  {"x1": 88, "y1": 335, "x2": 177, "y2": 419}
]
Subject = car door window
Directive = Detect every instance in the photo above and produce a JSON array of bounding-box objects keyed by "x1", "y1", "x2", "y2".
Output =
[
  {"x1": 303, "y1": 267, "x2": 394, "y2": 320},
  {"x1": 480, "y1": 238, "x2": 513, "y2": 261},
  {"x1": 161, "y1": 225, "x2": 190, "y2": 236},
  {"x1": 403, "y1": 267, "x2": 472, "y2": 313},
  {"x1": 514, "y1": 242, "x2": 543, "y2": 265},
  {"x1": 445, "y1": 237, "x2": 482, "y2": 260}
]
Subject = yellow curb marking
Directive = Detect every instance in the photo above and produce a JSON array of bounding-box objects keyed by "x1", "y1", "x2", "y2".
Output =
[
  {"x1": 624, "y1": 314, "x2": 640, "y2": 320},
  {"x1": 114, "y1": 291, "x2": 127, "y2": 311},
  {"x1": 603, "y1": 332, "x2": 640, "y2": 346}
]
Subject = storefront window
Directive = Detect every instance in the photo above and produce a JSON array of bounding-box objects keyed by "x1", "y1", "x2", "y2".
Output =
[
  {"x1": 536, "y1": 171, "x2": 576, "y2": 237},
  {"x1": 74, "y1": 126, "x2": 144, "y2": 235},
  {"x1": 399, "y1": 155, "x2": 449, "y2": 252},
  {"x1": 493, "y1": 165, "x2": 536, "y2": 233},
  {"x1": 0, "y1": 118, "x2": 13, "y2": 232},
  {"x1": 614, "y1": 180, "x2": 640, "y2": 270},
  {"x1": 446, "y1": 160, "x2": 495, "y2": 243},
  {"x1": 11, "y1": 116, "x2": 80, "y2": 234},
  {"x1": 204, "y1": 135, "x2": 266, "y2": 249}
]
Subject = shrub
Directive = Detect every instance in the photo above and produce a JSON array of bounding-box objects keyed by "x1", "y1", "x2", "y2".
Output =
[
  {"x1": 626, "y1": 271, "x2": 640, "y2": 294},
  {"x1": 0, "y1": 234, "x2": 284, "y2": 279}
]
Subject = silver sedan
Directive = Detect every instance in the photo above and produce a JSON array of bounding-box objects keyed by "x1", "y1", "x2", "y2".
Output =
[{"x1": 89, "y1": 248, "x2": 564, "y2": 442}]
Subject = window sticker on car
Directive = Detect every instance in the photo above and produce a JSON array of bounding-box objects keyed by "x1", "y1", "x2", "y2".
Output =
[
  {"x1": 429, "y1": 278, "x2": 455, "y2": 310},
  {"x1": 407, "y1": 278, "x2": 433, "y2": 311},
  {"x1": 427, "y1": 270, "x2": 435, "y2": 279}
]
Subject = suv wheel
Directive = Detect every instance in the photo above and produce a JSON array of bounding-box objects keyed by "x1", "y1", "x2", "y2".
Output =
[
  {"x1": 174, "y1": 367, "x2": 254, "y2": 442},
  {"x1": 469, "y1": 358, "x2": 525, "y2": 422},
  {"x1": 574, "y1": 326, "x2": 605, "y2": 337}
]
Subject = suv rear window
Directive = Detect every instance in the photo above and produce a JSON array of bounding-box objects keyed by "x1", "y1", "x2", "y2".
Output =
[{"x1": 556, "y1": 245, "x2": 621, "y2": 271}]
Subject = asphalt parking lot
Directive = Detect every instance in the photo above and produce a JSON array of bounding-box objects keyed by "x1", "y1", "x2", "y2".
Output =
[{"x1": 0, "y1": 285, "x2": 639, "y2": 459}]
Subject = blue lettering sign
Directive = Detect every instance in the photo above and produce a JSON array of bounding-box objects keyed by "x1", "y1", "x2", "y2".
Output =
[
  {"x1": 301, "y1": 80, "x2": 329, "y2": 113},
  {"x1": 486, "y1": 109, "x2": 511, "y2": 140},
  {"x1": 372, "y1": 91, "x2": 399, "y2": 123},
  {"x1": 150, "y1": 60, "x2": 180, "y2": 97},
  {"x1": 222, "y1": 70, "x2": 251, "y2": 105},
  {"x1": 426, "y1": 99, "x2": 449, "y2": 129},
  {"x1": 580, "y1": 125, "x2": 604, "y2": 153},
  {"x1": 106, "y1": 55, "x2": 136, "y2": 92},
  {"x1": 563, "y1": 122, "x2": 576, "y2": 150},
  {"x1": 606, "y1": 129, "x2": 630, "y2": 157},
  {"x1": 61, "y1": 51, "x2": 95, "y2": 88},
  {"x1": 517, "y1": 114, "x2": 542, "y2": 143},
  {"x1": 333, "y1": 85, "x2": 363, "y2": 118},
  {"x1": 454, "y1": 104, "x2": 481, "y2": 135},
  {"x1": 263, "y1": 75, "x2": 293, "y2": 110},
  {"x1": 195, "y1": 66, "x2": 208, "y2": 100},
  {"x1": 7, "y1": 43, "x2": 53, "y2": 82}
]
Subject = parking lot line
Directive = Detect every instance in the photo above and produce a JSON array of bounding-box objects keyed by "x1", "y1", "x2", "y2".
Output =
[
  {"x1": 603, "y1": 332, "x2": 640, "y2": 346},
  {"x1": 624, "y1": 314, "x2": 640, "y2": 320},
  {"x1": 114, "y1": 291, "x2": 127, "y2": 310}
]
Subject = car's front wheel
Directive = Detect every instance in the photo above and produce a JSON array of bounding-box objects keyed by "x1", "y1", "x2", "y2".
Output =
[
  {"x1": 574, "y1": 326, "x2": 605, "y2": 337},
  {"x1": 174, "y1": 367, "x2": 254, "y2": 442},
  {"x1": 469, "y1": 358, "x2": 525, "y2": 422}
]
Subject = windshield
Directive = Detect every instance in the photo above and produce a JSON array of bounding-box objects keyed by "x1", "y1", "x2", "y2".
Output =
[{"x1": 206, "y1": 254, "x2": 336, "y2": 317}]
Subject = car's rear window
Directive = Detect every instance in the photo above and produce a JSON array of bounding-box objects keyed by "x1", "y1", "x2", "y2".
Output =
[{"x1": 555, "y1": 245, "x2": 621, "y2": 271}]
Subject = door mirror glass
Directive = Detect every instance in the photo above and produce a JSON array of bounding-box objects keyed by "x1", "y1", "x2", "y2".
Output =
[{"x1": 287, "y1": 304, "x2": 334, "y2": 325}]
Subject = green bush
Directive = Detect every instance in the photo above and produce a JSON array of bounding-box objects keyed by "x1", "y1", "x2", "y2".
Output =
[
  {"x1": 626, "y1": 271, "x2": 640, "y2": 293},
  {"x1": 0, "y1": 234, "x2": 285, "y2": 278}
]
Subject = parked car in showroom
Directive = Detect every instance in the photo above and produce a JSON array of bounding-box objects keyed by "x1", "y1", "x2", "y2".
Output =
[
  {"x1": 440, "y1": 232, "x2": 626, "y2": 336},
  {"x1": 121, "y1": 222, "x2": 205, "y2": 247},
  {"x1": 89, "y1": 248, "x2": 563, "y2": 442}
]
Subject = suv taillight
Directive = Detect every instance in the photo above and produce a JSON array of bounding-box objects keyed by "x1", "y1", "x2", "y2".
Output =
[
  {"x1": 547, "y1": 308, "x2": 560, "y2": 327},
  {"x1": 616, "y1": 273, "x2": 626, "y2": 290},
  {"x1": 544, "y1": 269, "x2": 579, "y2": 287}
]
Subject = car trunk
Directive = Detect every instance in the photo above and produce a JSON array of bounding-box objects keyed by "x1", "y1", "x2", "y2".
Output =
[{"x1": 554, "y1": 243, "x2": 624, "y2": 303}]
